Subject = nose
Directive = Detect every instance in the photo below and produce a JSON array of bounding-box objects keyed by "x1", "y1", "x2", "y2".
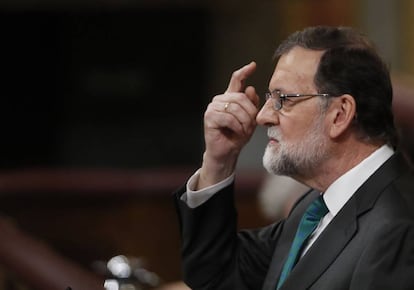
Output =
[{"x1": 256, "y1": 99, "x2": 280, "y2": 127}]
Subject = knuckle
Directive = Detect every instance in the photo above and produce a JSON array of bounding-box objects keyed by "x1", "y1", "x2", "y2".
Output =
[
  {"x1": 232, "y1": 70, "x2": 241, "y2": 80},
  {"x1": 204, "y1": 107, "x2": 213, "y2": 118},
  {"x1": 212, "y1": 94, "x2": 222, "y2": 101}
]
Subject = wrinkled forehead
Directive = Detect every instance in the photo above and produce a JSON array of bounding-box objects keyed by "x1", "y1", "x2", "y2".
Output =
[{"x1": 269, "y1": 46, "x2": 325, "y2": 91}]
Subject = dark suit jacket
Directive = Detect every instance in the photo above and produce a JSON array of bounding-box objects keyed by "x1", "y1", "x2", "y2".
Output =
[{"x1": 174, "y1": 153, "x2": 414, "y2": 290}]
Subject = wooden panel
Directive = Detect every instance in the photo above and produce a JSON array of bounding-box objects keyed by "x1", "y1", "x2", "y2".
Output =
[
  {"x1": 278, "y1": 0, "x2": 357, "y2": 35},
  {"x1": 400, "y1": 0, "x2": 414, "y2": 74}
]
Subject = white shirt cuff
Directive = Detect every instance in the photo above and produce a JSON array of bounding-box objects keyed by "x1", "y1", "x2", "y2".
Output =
[{"x1": 180, "y1": 169, "x2": 235, "y2": 208}]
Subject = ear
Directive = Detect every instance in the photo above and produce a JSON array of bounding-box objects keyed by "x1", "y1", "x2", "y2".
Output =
[{"x1": 326, "y1": 94, "x2": 356, "y2": 139}]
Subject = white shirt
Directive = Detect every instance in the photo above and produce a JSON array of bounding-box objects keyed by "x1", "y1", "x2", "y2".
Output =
[
  {"x1": 181, "y1": 145, "x2": 395, "y2": 254},
  {"x1": 302, "y1": 144, "x2": 394, "y2": 254}
]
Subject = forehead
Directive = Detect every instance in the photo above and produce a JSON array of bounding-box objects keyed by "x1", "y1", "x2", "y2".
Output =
[{"x1": 269, "y1": 46, "x2": 325, "y2": 91}]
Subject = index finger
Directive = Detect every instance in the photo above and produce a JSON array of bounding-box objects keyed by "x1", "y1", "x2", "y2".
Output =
[{"x1": 226, "y1": 61, "x2": 257, "y2": 93}]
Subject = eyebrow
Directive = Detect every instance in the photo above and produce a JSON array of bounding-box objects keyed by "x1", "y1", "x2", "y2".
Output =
[{"x1": 268, "y1": 87, "x2": 283, "y2": 93}]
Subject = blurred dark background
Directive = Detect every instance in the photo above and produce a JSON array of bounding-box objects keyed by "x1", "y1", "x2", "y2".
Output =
[
  {"x1": 0, "y1": 0, "x2": 413, "y2": 289},
  {"x1": 1, "y1": 8, "x2": 207, "y2": 169},
  {"x1": 0, "y1": 2, "x2": 278, "y2": 289}
]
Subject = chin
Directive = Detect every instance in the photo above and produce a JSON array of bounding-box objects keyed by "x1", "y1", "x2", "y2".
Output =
[{"x1": 262, "y1": 147, "x2": 278, "y2": 173}]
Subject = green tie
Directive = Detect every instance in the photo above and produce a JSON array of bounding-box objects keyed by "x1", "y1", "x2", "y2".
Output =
[{"x1": 277, "y1": 195, "x2": 329, "y2": 289}]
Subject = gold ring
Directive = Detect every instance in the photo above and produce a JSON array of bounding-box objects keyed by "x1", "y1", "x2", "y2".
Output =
[{"x1": 224, "y1": 102, "x2": 230, "y2": 112}]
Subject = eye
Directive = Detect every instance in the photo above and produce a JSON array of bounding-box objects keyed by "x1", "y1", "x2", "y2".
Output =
[{"x1": 283, "y1": 98, "x2": 296, "y2": 105}]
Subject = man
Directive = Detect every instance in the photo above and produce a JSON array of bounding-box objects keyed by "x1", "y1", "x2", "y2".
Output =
[{"x1": 174, "y1": 26, "x2": 414, "y2": 289}]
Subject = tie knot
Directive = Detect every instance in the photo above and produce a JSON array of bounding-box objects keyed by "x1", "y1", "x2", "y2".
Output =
[{"x1": 306, "y1": 195, "x2": 329, "y2": 221}]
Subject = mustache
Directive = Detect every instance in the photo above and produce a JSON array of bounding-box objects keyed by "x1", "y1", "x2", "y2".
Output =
[{"x1": 267, "y1": 127, "x2": 282, "y2": 140}]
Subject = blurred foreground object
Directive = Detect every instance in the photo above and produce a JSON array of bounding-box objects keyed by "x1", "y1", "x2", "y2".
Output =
[
  {"x1": 93, "y1": 255, "x2": 161, "y2": 290},
  {"x1": 258, "y1": 174, "x2": 309, "y2": 221}
]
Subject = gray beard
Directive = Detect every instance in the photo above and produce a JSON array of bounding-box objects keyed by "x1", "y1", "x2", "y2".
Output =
[{"x1": 262, "y1": 117, "x2": 329, "y2": 177}]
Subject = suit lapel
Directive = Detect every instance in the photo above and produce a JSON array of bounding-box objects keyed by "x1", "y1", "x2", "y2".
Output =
[
  {"x1": 263, "y1": 153, "x2": 409, "y2": 290},
  {"x1": 279, "y1": 197, "x2": 358, "y2": 290},
  {"x1": 262, "y1": 190, "x2": 320, "y2": 290}
]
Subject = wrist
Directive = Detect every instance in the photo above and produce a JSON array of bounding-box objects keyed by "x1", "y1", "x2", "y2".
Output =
[{"x1": 196, "y1": 152, "x2": 238, "y2": 190}]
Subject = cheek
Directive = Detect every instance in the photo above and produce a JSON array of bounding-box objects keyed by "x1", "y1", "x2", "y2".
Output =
[{"x1": 279, "y1": 121, "x2": 306, "y2": 143}]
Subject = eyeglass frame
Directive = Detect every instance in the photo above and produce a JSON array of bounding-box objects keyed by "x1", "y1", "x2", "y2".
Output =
[{"x1": 264, "y1": 89, "x2": 331, "y2": 110}]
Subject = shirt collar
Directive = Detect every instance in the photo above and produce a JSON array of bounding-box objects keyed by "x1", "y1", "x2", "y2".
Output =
[{"x1": 323, "y1": 144, "x2": 394, "y2": 216}]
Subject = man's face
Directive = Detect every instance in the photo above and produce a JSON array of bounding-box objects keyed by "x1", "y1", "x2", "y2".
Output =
[{"x1": 258, "y1": 46, "x2": 331, "y2": 178}]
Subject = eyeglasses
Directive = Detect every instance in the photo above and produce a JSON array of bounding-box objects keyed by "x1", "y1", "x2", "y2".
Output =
[{"x1": 265, "y1": 90, "x2": 331, "y2": 110}]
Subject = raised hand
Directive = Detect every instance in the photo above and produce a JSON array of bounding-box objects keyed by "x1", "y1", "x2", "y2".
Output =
[{"x1": 198, "y1": 62, "x2": 260, "y2": 189}]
